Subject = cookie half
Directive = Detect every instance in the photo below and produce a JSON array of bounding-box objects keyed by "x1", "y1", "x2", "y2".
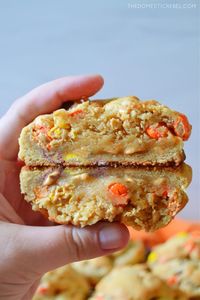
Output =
[
  {"x1": 20, "y1": 163, "x2": 192, "y2": 231},
  {"x1": 18, "y1": 97, "x2": 191, "y2": 167}
]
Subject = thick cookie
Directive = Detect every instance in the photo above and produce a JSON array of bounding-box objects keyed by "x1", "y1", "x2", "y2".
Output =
[
  {"x1": 149, "y1": 259, "x2": 200, "y2": 298},
  {"x1": 18, "y1": 97, "x2": 191, "y2": 167},
  {"x1": 111, "y1": 240, "x2": 146, "y2": 266},
  {"x1": 72, "y1": 256, "x2": 113, "y2": 285},
  {"x1": 89, "y1": 264, "x2": 188, "y2": 300},
  {"x1": 148, "y1": 232, "x2": 200, "y2": 263},
  {"x1": 32, "y1": 265, "x2": 90, "y2": 300},
  {"x1": 71, "y1": 241, "x2": 146, "y2": 284},
  {"x1": 20, "y1": 164, "x2": 191, "y2": 230}
]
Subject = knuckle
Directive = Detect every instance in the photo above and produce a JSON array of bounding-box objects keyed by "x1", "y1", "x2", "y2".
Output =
[{"x1": 66, "y1": 226, "x2": 86, "y2": 262}]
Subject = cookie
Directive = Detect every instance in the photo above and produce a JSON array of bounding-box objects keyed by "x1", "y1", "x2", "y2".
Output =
[
  {"x1": 72, "y1": 256, "x2": 112, "y2": 285},
  {"x1": 71, "y1": 241, "x2": 146, "y2": 284},
  {"x1": 18, "y1": 97, "x2": 191, "y2": 167},
  {"x1": 149, "y1": 259, "x2": 200, "y2": 298},
  {"x1": 111, "y1": 240, "x2": 146, "y2": 266},
  {"x1": 20, "y1": 163, "x2": 191, "y2": 230},
  {"x1": 148, "y1": 232, "x2": 200, "y2": 263},
  {"x1": 32, "y1": 265, "x2": 90, "y2": 300},
  {"x1": 89, "y1": 264, "x2": 187, "y2": 300}
]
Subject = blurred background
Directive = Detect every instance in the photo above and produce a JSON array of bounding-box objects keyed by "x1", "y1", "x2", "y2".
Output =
[{"x1": 0, "y1": 0, "x2": 199, "y2": 219}]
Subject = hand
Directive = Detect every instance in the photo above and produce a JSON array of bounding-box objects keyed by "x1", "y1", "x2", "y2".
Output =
[{"x1": 0, "y1": 75, "x2": 129, "y2": 300}]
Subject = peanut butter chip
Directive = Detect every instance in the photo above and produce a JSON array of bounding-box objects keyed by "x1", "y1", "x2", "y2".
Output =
[
  {"x1": 43, "y1": 170, "x2": 60, "y2": 186},
  {"x1": 153, "y1": 177, "x2": 167, "y2": 186},
  {"x1": 125, "y1": 177, "x2": 134, "y2": 183},
  {"x1": 124, "y1": 146, "x2": 136, "y2": 155},
  {"x1": 73, "y1": 173, "x2": 89, "y2": 181},
  {"x1": 110, "y1": 118, "x2": 122, "y2": 130}
]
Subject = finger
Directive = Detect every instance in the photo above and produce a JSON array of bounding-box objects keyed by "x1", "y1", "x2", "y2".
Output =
[
  {"x1": 1, "y1": 222, "x2": 129, "y2": 277},
  {"x1": 0, "y1": 74, "x2": 104, "y2": 160}
]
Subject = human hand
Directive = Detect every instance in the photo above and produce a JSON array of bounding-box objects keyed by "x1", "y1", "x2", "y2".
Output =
[{"x1": 0, "y1": 75, "x2": 129, "y2": 300}]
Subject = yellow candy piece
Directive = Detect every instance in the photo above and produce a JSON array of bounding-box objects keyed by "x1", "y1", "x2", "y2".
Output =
[
  {"x1": 53, "y1": 109, "x2": 70, "y2": 129},
  {"x1": 176, "y1": 232, "x2": 188, "y2": 238},
  {"x1": 49, "y1": 191, "x2": 55, "y2": 202},
  {"x1": 48, "y1": 127, "x2": 62, "y2": 138},
  {"x1": 54, "y1": 128, "x2": 62, "y2": 136},
  {"x1": 55, "y1": 117, "x2": 70, "y2": 129},
  {"x1": 63, "y1": 153, "x2": 80, "y2": 161},
  {"x1": 147, "y1": 251, "x2": 158, "y2": 263}
]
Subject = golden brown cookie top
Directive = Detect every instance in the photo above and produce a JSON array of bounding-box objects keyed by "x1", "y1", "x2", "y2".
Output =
[
  {"x1": 33, "y1": 265, "x2": 90, "y2": 300},
  {"x1": 90, "y1": 264, "x2": 178, "y2": 300},
  {"x1": 20, "y1": 96, "x2": 192, "y2": 150},
  {"x1": 150, "y1": 259, "x2": 200, "y2": 298},
  {"x1": 148, "y1": 232, "x2": 200, "y2": 264},
  {"x1": 72, "y1": 256, "x2": 113, "y2": 284},
  {"x1": 111, "y1": 240, "x2": 146, "y2": 266},
  {"x1": 47, "y1": 96, "x2": 191, "y2": 139}
]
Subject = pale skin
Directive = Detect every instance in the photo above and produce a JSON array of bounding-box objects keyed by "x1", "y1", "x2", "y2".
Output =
[{"x1": 0, "y1": 74, "x2": 129, "y2": 300}]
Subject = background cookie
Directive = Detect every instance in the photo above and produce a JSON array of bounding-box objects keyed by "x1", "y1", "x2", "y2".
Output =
[
  {"x1": 111, "y1": 240, "x2": 146, "y2": 266},
  {"x1": 149, "y1": 259, "x2": 200, "y2": 298},
  {"x1": 89, "y1": 264, "x2": 185, "y2": 300},
  {"x1": 72, "y1": 256, "x2": 113, "y2": 285},
  {"x1": 33, "y1": 265, "x2": 90, "y2": 300},
  {"x1": 148, "y1": 232, "x2": 200, "y2": 263}
]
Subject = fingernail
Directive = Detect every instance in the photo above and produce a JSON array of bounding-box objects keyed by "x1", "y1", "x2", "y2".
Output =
[{"x1": 99, "y1": 223, "x2": 129, "y2": 250}]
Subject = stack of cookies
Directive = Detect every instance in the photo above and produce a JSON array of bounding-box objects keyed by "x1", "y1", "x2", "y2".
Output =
[{"x1": 19, "y1": 96, "x2": 192, "y2": 231}]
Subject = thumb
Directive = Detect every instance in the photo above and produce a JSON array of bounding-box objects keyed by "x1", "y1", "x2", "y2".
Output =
[{"x1": 1, "y1": 222, "x2": 129, "y2": 276}]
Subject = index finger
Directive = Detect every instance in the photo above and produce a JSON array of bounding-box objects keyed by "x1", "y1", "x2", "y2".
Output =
[{"x1": 0, "y1": 74, "x2": 104, "y2": 160}]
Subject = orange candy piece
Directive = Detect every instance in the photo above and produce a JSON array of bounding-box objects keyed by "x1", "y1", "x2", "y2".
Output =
[
  {"x1": 36, "y1": 125, "x2": 48, "y2": 132},
  {"x1": 108, "y1": 183, "x2": 129, "y2": 206},
  {"x1": 162, "y1": 189, "x2": 168, "y2": 198},
  {"x1": 184, "y1": 240, "x2": 196, "y2": 254},
  {"x1": 35, "y1": 125, "x2": 49, "y2": 138},
  {"x1": 68, "y1": 109, "x2": 83, "y2": 117},
  {"x1": 173, "y1": 113, "x2": 191, "y2": 141},
  {"x1": 108, "y1": 183, "x2": 128, "y2": 197},
  {"x1": 167, "y1": 275, "x2": 178, "y2": 286},
  {"x1": 46, "y1": 144, "x2": 52, "y2": 151},
  {"x1": 146, "y1": 123, "x2": 169, "y2": 139},
  {"x1": 37, "y1": 285, "x2": 48, "y2": 295}
]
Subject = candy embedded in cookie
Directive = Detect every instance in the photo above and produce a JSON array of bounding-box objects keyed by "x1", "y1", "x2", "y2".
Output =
[
  {"x1": 149, "y1": 259, "x2": 200, "y2": 298},
  {"x1": 18, "y1": 96, "x2": 192, "y2": 231},
  {"x1": 18, "y1": 97, "x2": 191, "y2": 167},
  {"x1": 20, "y1": 163, "x2": 192, "y2": 231},
  {"x1": 148, "y1": 232, "x2": 200, "y2": 264}
]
